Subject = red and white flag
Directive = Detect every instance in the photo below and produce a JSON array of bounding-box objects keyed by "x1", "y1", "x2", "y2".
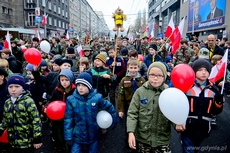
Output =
[
  {"x1": 37, "y1": 30, "x2": 41, "y2": 41},
  {"x1": 77, "y1": 44, "x2": 84, "y2": 57},
  {"x1": 4, "y1": 31, "x2": 11, "y2": 51},
  {"x1": 165, "y1": 16, "x2": 175, "y2": 39},
  {"x1": 209, "y1": 50, "x2": 228, "y2": 93},
  {"x1": 170, "y1": 17, "x2": 185, "y2": 54},
  {"x1": 66, "y1": 32, "x2": 69, "y2": 40},
  {"x1": 42, "y1": 15, "x2": 47, "y2": 25}
]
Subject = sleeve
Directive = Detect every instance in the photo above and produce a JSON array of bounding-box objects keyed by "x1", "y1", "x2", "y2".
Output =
[
  {"x1": 211, "y1": 85, "x2": 224, "y2": 115},
  {"x1": 27, "y1": 98, "x2": 42, "y2": 144},
  {"x1": 115, "y1": 59, "x2": 126, "y2": 79},
  {"x1": 98, "y1": 95, "x2": 119, "y2": 128},
  {"x1": 127, "y1": 89, "x2": 140, "y2": 133},
  {"x1": 140, "y1": 63, "x2": 148, "y2": 80},
  {"x1": 0, "y1": 101, "x2": 9, "y2": 136},
  {"x1": 117, "y1": 78, "x2": 125, "y2": 112},
  {"x1": 64, "y1": 97, "x2": 74, "y2": 140}
]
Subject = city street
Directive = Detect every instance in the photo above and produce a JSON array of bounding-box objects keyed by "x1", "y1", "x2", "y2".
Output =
[{"x1": 35, "y1": 95, "x2": 230, "y2": 153}]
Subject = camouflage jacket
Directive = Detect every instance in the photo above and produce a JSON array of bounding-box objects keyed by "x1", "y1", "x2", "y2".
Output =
[
  {"x1": 0, "y1": 91, "x2": 42, "y2": 148},
  {"x1": 141, "y1": 42, "x2": 149, "y2": 56},
  {"x1": 174, "y1": 47, "x2": 195, "y2": 65}
]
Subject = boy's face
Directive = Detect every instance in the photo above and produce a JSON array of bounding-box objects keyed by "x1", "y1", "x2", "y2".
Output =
[
  {"x1": 94, "y1": 59, "x2": 103, "y2": 67},
  {"x1": 79, "y1": 63, "x2": 87, "y2": 71},
  {"x1": 40, "y1": 66, "x2": 47, "y2": 71},
  {"x1": 148, "y1": 67, "x2": 165, "y2": 87},
  {"x1": 149, "y1": 48, "x2": 156, "y2": 56},
  {"x1": 108, "y1": 49, "x2": 115, "y2": 58},
  {"x1": 59, "y1": 76, "x2": 71, "y2": 89},
  {"x1": 77, "y1": 84, "x2": 89, "y2": 95},
  {"x1": 52, "y1": 63, "x2": 60, "y2": 72},
  {"x1": 84, "y1": 50, "x2": 90, "y2": 56},
  {"x1": 26, "y1": 70, "x2": 34, "y2": 80},
  {"x1": 128, "y1": 64, "x2": 140, "y2": 77},
  {"x1": 8, "y1": 84, "x2": 24, "y2": 98},
  {"x1": 1, "y1": 53, "x2": 9, "y2": 59},
  {"x1": 195, "y1": 67, "x2": 209, "y2": 82},
  {"x1": 60, "y1": 63, "x2": 71, "y2": 70}
]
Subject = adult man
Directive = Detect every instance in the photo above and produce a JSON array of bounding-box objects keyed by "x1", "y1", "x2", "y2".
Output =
[
  {"x1": 133, "y1": 35, "x2": 141, "y2": 54},
  {"x1": 205, "y1": 34, "x2": 224, "y2": 58},
  {"x1": 140, "y1": 36, "x2": 149, "y2": 56},
  {"x1": 194, "y1": 0, "x2": 201, "y2": 22},
  {"x1": 51, "y1": 37, "x2": 61, "y2": 55},
  {"x1": 207, "y1": 0, "x2": 223, "y2": 20}
]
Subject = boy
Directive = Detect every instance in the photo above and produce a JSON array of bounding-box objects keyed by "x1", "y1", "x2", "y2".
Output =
[
  {"x1": 64, "y1": 72, "x2": 118, "y2": 152},
  {"x1": 49, "y1": 68, "x2": 76, "y2": 153},
  {"x1": 127, "y1": 62, "x2": 172, "y2": 153},
  {"x1": 143, "y1": 44, "x2": 163, "y2": 68},
  {"x1": 0, "y1": 59, "x2": 13, "y2": 79},
  {"x1": 0, "y1": 74, "x2": 42, "y2": 152},
  {"x1": 176, "y1": 59, "x2": 224, "y2": 153}
]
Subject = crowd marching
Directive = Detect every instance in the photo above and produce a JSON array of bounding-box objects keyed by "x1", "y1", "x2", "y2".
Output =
[{"x1": 0, "y1": 33, "x2": 228, "y2": 153}]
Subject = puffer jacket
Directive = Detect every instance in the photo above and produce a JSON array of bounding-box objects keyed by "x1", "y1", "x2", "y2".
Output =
[
  {"x1": 0, "y1": 91, "x2": 42, "y2": 148},
  {"x1": 64, "y1": 89, "x2": 118, "y2": 144},
  {"x1": 127, "y1": 81, "x2": 171, "y2": 147}
]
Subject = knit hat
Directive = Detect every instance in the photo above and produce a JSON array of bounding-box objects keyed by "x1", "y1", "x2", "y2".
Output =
[
  {"x1": 192, "y1": 58, "x2": 212, "y2": 74},
  {"x1": 58, "y1": 59, "x2": 73, "y2": 67},
  {"x1": 40, "y1": 59, "x2": 48, "y2": 67},
  {"x1": 26, "y1": 63, "x2": 34, "y2": 71},
  {"x1": 58, "y1": 68, "x2": 75, "y2": 83},
  {"x1": 0, "y1": 68, "x2": 8, "y2": 77},
  {"x1": 149, "y1": 44, "x2": 158, "y2": 51},
  {"x1": 54, "y1": 58, "x2": 62, "y2": 65},
  {"x1": 67, "y1": 47, "x2": 75, "y2": 54},
  {"x1": 75, "y1": 72, "x2": 93, "y2": 90},
  {"x1": 7, "y1": 74, "x2": 25, "y2": 89},
  {"x1": 121, "y1": 48, "x2": 128, "y2": 56},
  {"x1": 95, "y1": 54, "x2": 107, "y2": 64},
  {"x1": 147, "y1": 62, "x2": 167, "y2": 80},
  {"x1": 165, "y1": 56, "x2": 172, "y2": 63}
]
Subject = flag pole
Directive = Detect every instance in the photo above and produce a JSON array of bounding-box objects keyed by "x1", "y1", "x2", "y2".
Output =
[
  {"x1": 157, "y1": 32, "x2": 174, "y2": 53},
  {"x1": 221, "y1": 49, "x2": 228, "y2": 94},
  {"x1": 113, "y1": 30, "x2": 119, "y2": 74}
]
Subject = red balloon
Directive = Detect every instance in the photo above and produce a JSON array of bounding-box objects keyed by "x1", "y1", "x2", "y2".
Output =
[
  {"x1": 46, "y1": 101, "x2": 66, "y2": 120},
  {"x1": 171, "y1": 64, "x2": 195, "y2": 93},
  {"x1": 138, "y1": 54, "x2": 144, "y2": 61},
  {"x1": 21, "y1": 46, "x2": 27, "y2": 53},
  {"x1": 0, "y1": 130, "x2": 8, "y2": 143},
  {"x1": 24, "y1": 48, "x2": 42, "y2": 65}
]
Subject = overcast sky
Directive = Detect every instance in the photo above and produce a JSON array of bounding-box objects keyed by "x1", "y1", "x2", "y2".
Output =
[{"x1": 87, "y1": 0, "x2": 148, "y2": 30}]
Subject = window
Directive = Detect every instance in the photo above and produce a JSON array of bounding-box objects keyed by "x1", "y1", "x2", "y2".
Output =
[
  {"x1": 58, "y1": 7, "x2": 60, "y2": 14},
  {"x1": 48, "y1": 2, "x2": 51, "y2": 10},
  {"x1": 49, "y1": 16, "x2": 52, "y2": 25},
  {"x1": 28, "y1": 12, "x2": 35, "y2": 26},
  {"x1": 62, "y1": 22, "x2": 65, "y2": 28},
  {"x1": 59, "y1": 20, "x2": 61, "y2": 27},
  {"x1": 62, "y1": 10, "x2": 64, "y2": 16},
  {"x1": 66, "y1": 12, "x2": 68, "y2": 18},
  {"x1": 27, "y1": 0, "x2": 33, "y2": 2},
  {"x1": 8, "y1": 9, "x2": 12, "y2": 15},
  {"x1": 42, "y1": 0, "x2": 45, "y2": 7},
  {"x1": 62, "y1": 0, "x2": 64, "y2": 3},
  {"x1": 54, "y1": 18, "x2": 57, "y2": 26},
  {"x1": 54, "y1": 5, "x2": 56, "y2": 12},
  {"x1": 2, "y1": 7, "x2": 7, "y2": 14}
]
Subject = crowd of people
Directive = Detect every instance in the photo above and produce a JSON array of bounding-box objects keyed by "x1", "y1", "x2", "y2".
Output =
[{"x1": 0, "y1": 33, "x2": 228, "y2": 153}]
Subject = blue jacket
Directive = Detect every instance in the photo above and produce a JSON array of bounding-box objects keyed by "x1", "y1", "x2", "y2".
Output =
[
  {"x1": 64, "y1": 89, "x2": 118, "y2": 144},
  {"x1": 144, "y1": 54, "x2": 163, "y2": 68}
]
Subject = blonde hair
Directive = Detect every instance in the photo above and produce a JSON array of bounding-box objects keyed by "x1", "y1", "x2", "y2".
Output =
[
  {"x1": 127, "y1": 59, "x2": 140, "y2": 67},
  {"x1": 0, "y1": 59, "x2": 9, "y2": 68}
]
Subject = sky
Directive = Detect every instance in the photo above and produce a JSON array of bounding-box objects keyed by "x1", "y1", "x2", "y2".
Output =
[{"x1": 87, "y1": 0, "x2": 148, "y2": 31}]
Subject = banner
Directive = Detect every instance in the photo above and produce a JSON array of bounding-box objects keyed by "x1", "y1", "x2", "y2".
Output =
[{"x1": 187, "y1": 0, "x2": 226, "y2": 31}]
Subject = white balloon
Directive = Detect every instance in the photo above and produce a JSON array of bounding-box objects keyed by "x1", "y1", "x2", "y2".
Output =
[
  {"x1": 96, "y1": 110, "x2": 113, "y2": 129},
  {"x1": 40, "y1": 40, "x2": 51, "y2": 53},
  {"x1": 159, "y1": 88, "x2": 189, "y2": 124}
]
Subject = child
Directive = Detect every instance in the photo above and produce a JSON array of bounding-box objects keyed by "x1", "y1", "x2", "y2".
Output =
[
  {"x1": 64, "y1": 72, "x2": 118, "y2": 152},
  {"x1": 0, "y1": 68, "x2": 9, "y2": 153},
  {"x1": 0, "y1": 59, "x2": 13, "y2": 79},
  {"x1": 91, "y1": 54, "x2": 115, "y2": 99},
  {"x1": 176, "y1": 59, "x2": 224, "y2": 153},
  {"x1": 49, "y1": 68, "x2": 76, "y2": 153},
  {"x1": 0, "y1": 74, "x2": 42, "y2": 152},
  {"x1": 74, "y1": 57, "x2": 90, "y2": 77},
  {"x1": 143, "y1": 44, "x2": 163, "y2": 68},
  {"x1": 127, "y1": 62, "x2": 172, "y2": 153},
  {"x1": 39, "y1": 59, "x2": 51, "y2": 76}
]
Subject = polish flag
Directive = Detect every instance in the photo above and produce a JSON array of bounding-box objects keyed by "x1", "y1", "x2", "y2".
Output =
[
  {"x1": 66, "y1": 32, "x2": 69, "y2": 40},
  {"x1": 170, "y1": 17, "x2": 185, "y2": 54},
  {"x1": 77, "y1": 44, "x2": 84, "y2": 57},
  {"x1": 42, "y1": 15, "x2": 47, "y2": 25},
  {"x1": 147, "y1": 20, "x2": 154, "y2": 42},
  {"x1": 165, "y1": 16, "x2": 175, "y2": 39},
  {"x1": 4, "y1": 31, "x2": 11, "y2": 51},
  {"x1": 209, "y1": 50, "x2": 228, "y2": 93}
]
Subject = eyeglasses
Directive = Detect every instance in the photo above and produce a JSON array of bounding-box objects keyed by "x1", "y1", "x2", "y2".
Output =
[{"x1": 148, "y1": 74, "x2": 164, "y2": 79}]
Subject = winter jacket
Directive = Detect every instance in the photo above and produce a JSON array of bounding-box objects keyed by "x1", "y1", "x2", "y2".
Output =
[
  {"x1": 7, "y1": 55, "x2": 20, "y2": 73},
  {"x1": 0, "y1": 81, "x2": 8, "y2": 121},
  {"x1": 144, "y1": 54, "x2": 163, "y2": 68},
  {"x1": 139, "y1": 62, "x2": 148, "y2": 80},
  {"x1": 182, "y1": 80, "x2": 223, "y2": 140},
  {"x1": 173, "y1": 47, "x2": 195, "y2": 65},
  {"x1": 127, "y1": 81, "x2": 171, "y2": 147},
  {"x1": 64, "y1": 89, "x2": 118, "y2": 144},
  {"x1": 117, "y1": 73, "x2": 145, "y2": 112},
  {"x1": 0, "y1": 91, "x2": 42, "y2": 148}
]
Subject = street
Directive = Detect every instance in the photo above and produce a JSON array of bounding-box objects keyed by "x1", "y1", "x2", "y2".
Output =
[{"x1": 35, "y1": 95, "x2": 230, "y2": 153}]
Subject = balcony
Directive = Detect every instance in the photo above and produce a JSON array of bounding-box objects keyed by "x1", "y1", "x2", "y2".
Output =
[{"x1": 25, "y1": 3, "x2": 36, "y2": 9}]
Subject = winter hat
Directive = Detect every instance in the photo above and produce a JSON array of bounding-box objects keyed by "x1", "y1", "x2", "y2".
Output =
[
  {"x1": 58, "y1": 68, "x2": 75, "y2": 83},
  {"x1": 67, "y1": 47, "x2": 75, "y2": 54},
  {"x1": 7, "y1": 74, "x2": 25, "y2": 89},
  {"x1": 0, "y1": 68, "x2": 8, "y2": 77},
  {"x1": 192, "y1": 58, "x2": 212, "y2": 74},
  {"x1": 147, "y1": 62, "x2": 167, "y2": 80},
  {"x1": 54, "y1": 58, "x2": 62, "y2": 65},
  {"x1": 53, "y1": 54, "x2": 62, "y2": 60},
  {"x1": 26, "y1": 63, "x2": 34, "y2": 71},
  {"x1": 40, "y1": 59, "x2": 48, "y2": 67},
  {"x1": 165, "y1": 56, "x2": 172, "y2": 63},
  {"x1": 149, "y1": 44, "x2": 158, "y2": 51},
  {"x1": 121, "y1": 48, "x2": 128, "y2": 56},
  {"x1": 75, "y1": 72, "x2": 93, "y2": 90},
  {"x1": 95, "y1": 54, "x2": 107, "y2": 64},
  {"x1": 58, "y1": 59, "x2": 73, "y2": 67}
]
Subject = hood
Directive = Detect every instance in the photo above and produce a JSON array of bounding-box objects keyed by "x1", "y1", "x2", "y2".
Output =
[
  {"x1": 126, "y1": 72, "x2": 141, "y2": 78},
  {"x1": 58, "y1": 68, "x2": 75, "y2": 83}
]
